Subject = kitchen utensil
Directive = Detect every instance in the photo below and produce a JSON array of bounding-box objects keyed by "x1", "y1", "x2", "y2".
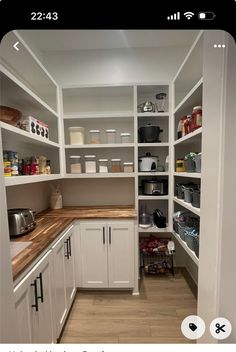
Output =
[
  {"x1": 155, "y1": 93, "x2": 167, "y2": 112},
  {"x1": 0, "y1": 105, "x2": 22, "y2": 126},
  {"x1": 69, "y1": 126, "x2": 85, "y2": 145},
  {"x1": 138, "y1": 124, "x2": 163, "y2": 143},
  {"x1": 153, "y1": 209, "x2": 167, "y2": 228},
  {"x1": 142, "y1": 179, "x2": 168, "y2": 195},
  {"x1": 138, "y1": 152, "x2": 159, "y2": 172},
  {"x1": 8, "y1": 208, "x2": 36, "y2": 237},
  {"x1": 137, "y1": 101, "x2": 155, "y2": 113}
]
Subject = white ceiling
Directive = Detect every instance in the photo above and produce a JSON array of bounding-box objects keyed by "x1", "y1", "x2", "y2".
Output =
[{"x1": 18, "y1": 30, "x2": 199, "y2": 52}]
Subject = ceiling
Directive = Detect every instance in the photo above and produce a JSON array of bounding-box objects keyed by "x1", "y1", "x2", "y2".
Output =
[{"x1": 18, "y1": 30, "x2": 200, "y2": 52}]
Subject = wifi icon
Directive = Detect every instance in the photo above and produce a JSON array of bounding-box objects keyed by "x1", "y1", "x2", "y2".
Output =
[{"x1": 184, "y1": 12, "x2": 195, "y2": 19}]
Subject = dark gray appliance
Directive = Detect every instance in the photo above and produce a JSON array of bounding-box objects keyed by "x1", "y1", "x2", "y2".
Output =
[
  {"x1": 138, "y1": 124, "x2": 163, "y2": 143},
  {"x1": 142, "y1": 179, "x2": 168, "y2": 195},
  {"x1": 8, "y1": 208, "x2": 36, "y2": 237}
]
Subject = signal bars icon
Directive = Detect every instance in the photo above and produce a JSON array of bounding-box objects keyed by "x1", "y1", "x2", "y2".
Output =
[{"x1": 167, "y1": 12, "x2": 180, "y2": 20}]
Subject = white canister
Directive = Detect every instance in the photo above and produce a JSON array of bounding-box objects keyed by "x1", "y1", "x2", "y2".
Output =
[
  {"x1": 69, "y1": 156, "x2": 81, "y2": 174},
  {"x1": 69, "y1": 127, "x2": 85, "y2": 145},
  {"x1": 50, "y1": 190, "x2": 63, "y2": 209},
  {"x1": 85, "y1": 155, "x2": 96, "y2": 173}
]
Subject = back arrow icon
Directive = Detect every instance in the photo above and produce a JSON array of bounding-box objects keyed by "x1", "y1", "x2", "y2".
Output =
[{"x1": 13, "y1": 41, "x2": 19, "y2": 51}]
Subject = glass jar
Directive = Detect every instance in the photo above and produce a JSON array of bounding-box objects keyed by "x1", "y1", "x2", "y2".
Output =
[
  {"x1": 155, "y1": 93, "x2": 167, "y2": 112},
  {"x1": 192, "y1": 106, "x2": 202, "y2": 128},
  {"x1": 98, "y1": 159, "x2": 108, "y2": 173},
  {"x1": 120, "y1": 133, "x2": 131, "y2": 143},
  {"x1": 123, "y1": 162, "x2": 134, "y2": 173},
  {"x1": 176, "y1": 159, "x2": 185, "y2": 172},
  {"x1": 4, "y1": 161, "x2": 11, "y2": 176},
  {"x1": 69, "y1": 127, "x2": 85, "y2": 145},
  {"x1": 70, "y1": 156, "x2": 82, "y2": 174},
  {"x1": 111, "y1": 159, "x2": 121, "y2": 173},
  {"x1": 89, "y1": 130, "x2": 100, "y2": 144},
  {"x1": 106, "y1": 129, "x2": 116, "y2": 144},
  {"x1": 85, "y1": 155, "x2": 96, "y2": 173}
]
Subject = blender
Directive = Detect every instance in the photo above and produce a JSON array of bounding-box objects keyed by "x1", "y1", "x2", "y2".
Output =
[{"x1": 155, "y1": 93, "x2": 167, "y2": 112}]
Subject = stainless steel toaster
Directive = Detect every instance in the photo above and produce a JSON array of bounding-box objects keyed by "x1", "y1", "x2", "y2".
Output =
[{"x1": 8, "y1": 208, "x2": 36, "y2": 237}]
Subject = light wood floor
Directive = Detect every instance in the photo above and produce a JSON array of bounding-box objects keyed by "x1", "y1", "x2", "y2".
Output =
[{"x1": 60, "y1": 270, "x2": 197, "y2": 343}]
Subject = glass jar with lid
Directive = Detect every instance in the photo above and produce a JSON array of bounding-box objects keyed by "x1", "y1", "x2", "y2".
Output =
[
  {"x1": 123, "y1": 162, "x2": 134, "y2": 173},
  {"x1": 98, "y1": 159, "x2": 108, "y2": 173},
  {"x1": 69, "y1": 155, "x2": 82, "y2": 174},
  {"x1": 89, "y1": 130, "x2": 100, "y2": 144},
  {"x1": 120, "y1": 133, "x2": 131, "y2": 143},
  {"x1": 106, "y1": 129, "x2": 116, "y2": 144},
  {"x1": 85, "y1": 155, "x2": 96, "y2": 173},
  {"x1": 111, "y1": 159, "x2": 121, "y2": 173}
]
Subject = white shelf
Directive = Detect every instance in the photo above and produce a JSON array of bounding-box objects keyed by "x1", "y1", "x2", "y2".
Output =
[
  {"x1": 174, "y1": 172, "x2": 201, "y2": 178},
  {"x1": 138, "y1": 226, "x2": 170, "y2": 233},
  {"x1": 138, "y1": 143, "x2": 169, "y2": 147},
  {"x1": 174, "y1": 77, "x2": 203, "y2": 115},
  {"x1": 138, "y1": 172, "x2": 169, "y2": 176},
  {"x1": 173, "y1": 197, "x2": 200, "y2": 216},
  {"x1": 0, "y1": 122, "x2": 60, "y2": 148},
  {"x1": 174, "y1": 127, "x2": 202, "y2": 146},
  {"x1": 65, "y1": 173, "x2": 135, "y2": 178},
  {"x1": 4, "y1": 174, "x2": 62, "y2": 187},
  {"x1": 138, "y1": 195, "x2": 169, "y2": 200},
  {"x1": 137, "y1": 112, "x2": 169, "y2": 117},
  {"x1": 65, "y1": 143, "x2": 134, "y2": 149},
  {"x1": 172, "y1": 231, "x2": 199, "y2": 266},
  {"x1": 63, "y1": 111, "x2": 134, "y2": 119}
]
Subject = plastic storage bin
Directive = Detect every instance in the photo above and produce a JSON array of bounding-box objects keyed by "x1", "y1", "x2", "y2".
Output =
[
  {"x1": 177, "y1": 222, "x2": 186, "y2": 241},
  {"x1": 89, "y1": 130, "x2": 100, "y2": 144},
  {"x1": 85, "y1": 155, "x2": 96, "y2": 173},
  {"x1": 194, "y1": 153, "x2": 201, "y2": 172},
  {"x1": 69, "y1": 127, "x2": 85, "y2": 145},
  {"x1": 120, "y1": 133, "x2": 131, "y2": 143},
  {"x1": 123, "y1": 162, "x2": 134, "y2": 173},
  {"x1": 106, "y1": 129, "x2": 116, "y2": 143},
  {"x1": 184, "y1": 158, "x2": 195, "y2": 172},
  {"x1": 182, "y1": 185, "x2": 193, "y2": 203},
  {"x1": 98, "y1": 159, "x2": 108, "y2": 173},
  {"x1": 111, "y1": 159, "x2": 121, "y2": 172},
  {"x1": 190, "y1": 188, "x2": 201, "y2": 208},
  {"x1": 69, "y1": 156, "x2": 81, "y2": 174}
]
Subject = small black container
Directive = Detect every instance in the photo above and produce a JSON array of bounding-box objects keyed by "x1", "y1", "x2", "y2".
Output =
[
  {"x1": 138, "y1": 124, "x2": 163, "y2": 143},
  {"x1": 153, "y1": 209, "x2": 167, "y2": 228}
]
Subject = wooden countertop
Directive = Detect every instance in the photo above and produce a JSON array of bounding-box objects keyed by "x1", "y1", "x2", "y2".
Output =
[{"x1": 11, "y1": 206, "x2": 136, "y2": 281}]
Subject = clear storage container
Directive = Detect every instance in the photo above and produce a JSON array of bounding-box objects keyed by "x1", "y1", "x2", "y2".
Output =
[
  {"x1": 120, "y1": 132, "x2": 131, "y2": 143},
  {"x1": 85, "y1": 155, "x2": 96, "y2": 173},
  {"x1": 70, "y1": 156, "x2": 81, "y2": 174},
  {"x1": 89, "y1": 130, "x2": 100, "y2": 144},
  {"x1": 98, "y1": 159, "x2": 108, "y2": 173},
  {"x1": 106, "y1": 129, "x2": 116, "y2": 144},
  {"x1": 111, "y1": 159, "x2": 121, "y2": 173},
  {"x1": 123, "y1": 162, "x2": 134, "y2": 173},
  {"x1": 69, "y1": 127, "x2": 85, "y2": 145}
]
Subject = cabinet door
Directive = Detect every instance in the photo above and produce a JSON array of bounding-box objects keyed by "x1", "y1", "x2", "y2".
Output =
[
  {"x1": 64, "y1": 229, "x2": 76, "y2": 308},
  {"x1": 14, "y1": 276, "x2": 32, "y2": 343},
  {"x1": 30, "y1": 251, "x2": 54, "y2": 343},
  {"x1": 107, "y1": 222, "x2": 134, "y2": 288},
  {"x1": 52, "y1": 236, "x2": 67, "y2": 338},
  {"x1": 80, "y1": 222, "x2": 108, "y2": 288}
]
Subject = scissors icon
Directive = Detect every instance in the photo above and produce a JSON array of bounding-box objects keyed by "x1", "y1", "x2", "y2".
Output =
[{"x1": 215, "y1": 323, "x2": 226, "y2": 333}]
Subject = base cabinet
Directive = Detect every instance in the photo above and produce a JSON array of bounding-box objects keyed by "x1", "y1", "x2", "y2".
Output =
[
  {"x1": 14, "y1": 250, "x2": 53, "y2": 343},
  {"x1": 79, "y1": 221, "x2": 135, "y2": 289}
]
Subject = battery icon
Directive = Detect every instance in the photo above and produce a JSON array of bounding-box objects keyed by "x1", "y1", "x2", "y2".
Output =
[{"x1": 198, "y1": 12, "x2": 216, "y2": 20}]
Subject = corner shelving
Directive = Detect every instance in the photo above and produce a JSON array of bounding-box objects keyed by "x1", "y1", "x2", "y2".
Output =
[
  {"x1": 138, "y1": 226, "x2": 170, "y2": 233},
  {"x1": 172, "y1": 231, "x2": 199, "y2": 266},
  {"x1": 174, "y1": 172, "x2": 201, "y2": 178},
  {"x1": 173, "y1": 196, "x2": 200, "y2": 216},
  {"x1": 174, "y1": 127, "x2": 202, "y2": 145}
]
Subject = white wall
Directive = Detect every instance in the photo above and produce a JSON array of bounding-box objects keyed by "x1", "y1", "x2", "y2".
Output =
[{"x1": 43, "y1": 47, "x2": 189, "y2": 86}]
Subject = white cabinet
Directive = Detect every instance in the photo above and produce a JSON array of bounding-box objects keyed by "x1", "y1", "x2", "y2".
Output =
[
  {"x1": 13, "y1": 250, "x2": 53, "y2": 343},
  {"x1": 79, "y1": 221, "x2": 135, "y2": 289},
  {"x1": 52, "y1": 225, "x2": 76, "y2": 338}
]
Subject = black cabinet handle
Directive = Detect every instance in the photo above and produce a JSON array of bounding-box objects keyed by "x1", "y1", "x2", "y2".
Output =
[
  {"x1": 68, "y1": 236, "x2": 72, "y2": 257},
  {"x1": 37, "y1": 273, "x2": 44, "y2": 303},
  {"x1": 31, "y1": 279, "x2": 39, "y2": 311},
  {"x1": 109, "y1": 227, "x2": 111, "y2": 244},
  {"x1": 103, "y1": 227, "x2": 105, "y2": 244},
  {"x1": 64, "y1": 239, "x2": 69, "y2": 259}
]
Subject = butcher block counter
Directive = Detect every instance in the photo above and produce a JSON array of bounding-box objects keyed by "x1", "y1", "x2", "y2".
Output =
[{"x1": 11, "y1": 206, "x2": 136, "y2": 281}]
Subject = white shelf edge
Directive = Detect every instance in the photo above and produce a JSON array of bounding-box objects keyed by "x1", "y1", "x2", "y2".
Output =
[
  {"x1": 0, "y1": 64, "x2": 59, "y2": 119},
  {"x1": 137, "y1": 112, "x2": 169, "y2": 117},
  {"x1": 174, "y1": 127, "x2": 202, "y2": 145},
  {"x1": 173, "y1": 197, "x2": 200, "y2": 216},
  {"x1": 138, "y1": 195, "x2": 169, "y2": 200},
  {"x1": 172, "y1": 231, "x2": 199, "y2": 266},
  {"x1": 65, "y1": 143, "x2": 134, "y2": 149},
  {"x1": 174, "y1": 172, "x2": 201, "y2": 178},
  {"x1": 138, "y1": 143, "x2": 169, "y2": 147},
  {"x1": 138, "y1": 172, "x2": 169, "y2": 176},
  {"x1": 64, "y1": 173, "x2": 135, "y2": 178},
  {"x1": 63, "y1": 111, "x2": 134, "y2": 119},
  {"x1": 138, "y1": 226, "x2": 170, "y2": 233},
  {"x1": 0, "y1": 122, "x2": 60, "y2": 148},
  {"x1": 4, "y1": 174, "x2": 62, "y2": 186},
  {"x1": 174, "y1": 77, "x2": 203, "y2": 114}
]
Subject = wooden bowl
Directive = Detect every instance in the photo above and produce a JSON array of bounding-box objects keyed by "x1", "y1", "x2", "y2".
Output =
[{"x1": 0, "y1": 105, "x2": 22, "y2": 126}]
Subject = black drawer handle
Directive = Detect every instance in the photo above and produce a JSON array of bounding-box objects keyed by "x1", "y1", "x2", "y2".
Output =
[
  {"x1": 68, "y1": 236, "x2": 72, "y2": 257},
  {"x1": 64, "y1": 239, "x2": 69, "y2": 259},
  {"x1": 103, "y1": 227, "x2": 105, "y2": 244},
  {"x1": 31, "y1": 279, "x2": 39, "y2": 311},
  {"x1": 37, "y1": 273, "x2": 44, "y2": 303},
  {"x1": 109, "y1": 227, "x2": 111, "y2": 244}
]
